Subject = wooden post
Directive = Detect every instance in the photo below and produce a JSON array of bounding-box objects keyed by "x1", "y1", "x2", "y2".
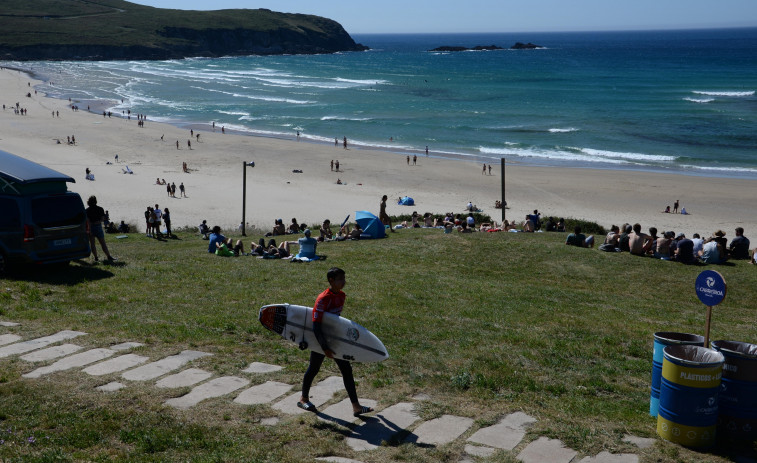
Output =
[
  {"x1": 500, "y1": 158, "x2": 506, "y2": 223},
  {"x1": 704, "y1": 305, "x2": 713, "y2": 348},
  {"x1": 242, "y1": 161, "x2": 247, "y2": 236}
]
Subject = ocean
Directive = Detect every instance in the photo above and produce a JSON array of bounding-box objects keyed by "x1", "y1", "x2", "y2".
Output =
[{"x1": 13, "y1": 28, "x2": 757, "y2": 178}]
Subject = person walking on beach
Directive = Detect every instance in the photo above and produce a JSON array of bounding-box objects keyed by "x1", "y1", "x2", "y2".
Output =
[
  {"x1": 187, "y1": 139, "x2": 192, "y2": 150},
  {"x1": 380, "y1": 195, "x2": 395, "y2": 233},
  {"x1": 179, "y1": 182, "x2": 186, "y2": 197},
  {"x1": 85, "y1": 196, "x2": 115, "y2": 262},
  {"x1": 482, "y1": 163, "x2": 486, "y2": 175},
  {"x1": 488, "y1": 164, "x2": 492, "y2": 175},
  {"x1": 343, "y1": 136, "x2": 347, "y2": 149},
  {"x1": 335, "y1": 160, "x2": 340, "y2": 172},
  {"x1": 426, "y1": 145, "x2": 429, "y2": 156},
  {"x1": 673, "y1": 199, "x2": 680, "y2": 214},
  {"x1": 413, "y1": 154, "x2": 417, "y2": 165},
  {"x1": 296, "y1": 267, "x2": 374, "y2": 417},
  {"x1": 407, "y1": 155, "x2": 410, "y2": 165},
  {"x1": 330, "y1": 160, "x2": 334, "y2": 171},
  {"x1": 176, "y1": 140, "x2": 179, "y2": 150}
]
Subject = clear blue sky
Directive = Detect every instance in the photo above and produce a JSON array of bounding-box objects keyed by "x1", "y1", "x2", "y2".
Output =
[{"x1": 129, "y1": 0, "x2": 757, "y2": 34}]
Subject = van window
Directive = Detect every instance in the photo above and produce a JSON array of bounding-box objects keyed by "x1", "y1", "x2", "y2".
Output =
[
  {"x1": 0, "y1": 198, "x2": 21, "y2": 230},
  {"x1": 31, "y1": 195, "x2": 85, "y2": 228}
]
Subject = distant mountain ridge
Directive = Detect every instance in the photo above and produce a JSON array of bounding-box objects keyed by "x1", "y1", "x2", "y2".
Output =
[{"x1": 0, "y1": 0, "x2": 367, "y2": 60}]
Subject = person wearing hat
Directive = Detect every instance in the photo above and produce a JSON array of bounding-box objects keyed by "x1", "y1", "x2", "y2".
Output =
[
  {"x1": 699, "y1": 232, "x2": 725, "y2": 264},
  {"x1": 674, "y1": 233, "x2": 695, "y2": 264},
  {"x1": 728, "y1": 227, "x2": 750, "y2": 260}
]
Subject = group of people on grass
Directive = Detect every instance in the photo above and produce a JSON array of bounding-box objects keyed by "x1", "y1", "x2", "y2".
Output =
[
  {"x1": 144, "y1": 204, "x2": 172, "y2": 238},
  {"x1": 207, "y1": 225, "x2": 324, "y2": 261},
  {"x1": 593, "y1": 223, "x2": 752, "y2": 264}
]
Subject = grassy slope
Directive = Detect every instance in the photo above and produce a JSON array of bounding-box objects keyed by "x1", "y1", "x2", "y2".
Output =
[
  {"x1": 0, "y1": 227, "x2": 754, "y2": 462},
  {"x1": 0, "y1": 0, "x2": 339, "y2": 48}
]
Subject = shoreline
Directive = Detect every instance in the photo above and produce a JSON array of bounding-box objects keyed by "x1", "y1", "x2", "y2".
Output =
[{"x1": 3, "y1": 66, "x2": 757, "y2": 241}]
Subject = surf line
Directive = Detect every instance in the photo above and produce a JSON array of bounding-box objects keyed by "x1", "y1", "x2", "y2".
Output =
[{"x1": 284, "y1": 320, "x2": 387, "y2": 357}]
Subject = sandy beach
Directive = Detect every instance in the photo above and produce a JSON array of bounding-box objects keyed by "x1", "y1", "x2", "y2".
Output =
[{"x1": 2, "y1": 67, "x2": 757, "y2": 240}]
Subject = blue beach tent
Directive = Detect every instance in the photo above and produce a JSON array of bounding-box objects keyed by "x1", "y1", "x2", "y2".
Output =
[
  {"x1": 355, "y1": 211, "x2": 386, "y2": 239},
  {"x1": 398, "y1": 196, "x2": 414, "y2": 206}
]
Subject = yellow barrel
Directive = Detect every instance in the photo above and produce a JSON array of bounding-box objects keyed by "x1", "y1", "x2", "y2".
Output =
[{"x1": 657, "y1": 345, "x2": 724, "y2": 448}]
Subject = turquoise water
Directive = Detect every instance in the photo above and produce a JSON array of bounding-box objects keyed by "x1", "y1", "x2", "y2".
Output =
[{"x1": 15, "y1": 28, "x2": 757, "y2": 177}]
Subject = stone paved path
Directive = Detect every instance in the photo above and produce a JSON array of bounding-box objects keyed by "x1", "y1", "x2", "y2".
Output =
[{"x1": 0, "y1": 322, "x2": 665, "y2": 462}]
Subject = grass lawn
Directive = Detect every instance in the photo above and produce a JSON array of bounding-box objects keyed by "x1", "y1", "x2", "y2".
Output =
[{"x1": 0, "y1": 227, "x2": 755, "y2": 462}]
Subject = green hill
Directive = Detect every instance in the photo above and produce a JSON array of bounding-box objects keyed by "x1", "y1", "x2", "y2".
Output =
[{"x1": 0, "y1": 0, "x2": 367, "y2": 60}]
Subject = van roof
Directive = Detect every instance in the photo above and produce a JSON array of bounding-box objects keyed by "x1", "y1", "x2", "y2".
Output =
[{"x1": 0, "y1": 150, "x2": 75, "y2": 185}]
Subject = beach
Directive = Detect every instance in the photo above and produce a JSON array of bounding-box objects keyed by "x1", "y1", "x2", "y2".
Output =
[{"x1": 3, "y1": 67, "x2": 757, "y2": 239}]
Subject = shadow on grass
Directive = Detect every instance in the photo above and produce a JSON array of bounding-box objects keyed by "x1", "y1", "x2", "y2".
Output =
[{"x1": 4, "y1": 259, "x2": 121, "y2": 285}]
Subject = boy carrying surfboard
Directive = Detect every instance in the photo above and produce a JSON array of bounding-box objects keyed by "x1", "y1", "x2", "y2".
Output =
[{"x1": 298, "y1": 267, "x2": 375, "y2": 417}]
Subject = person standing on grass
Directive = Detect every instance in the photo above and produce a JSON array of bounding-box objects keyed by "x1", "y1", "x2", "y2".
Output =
[
  {"x1": 85, "y1": 196, "x2": 115, "y2": 262},
  {"x1": 297, "y1": 267, "x2": 374, "y2": 417},
  {"x1": 380, "y1": 195, "x2": 395, "y2": 233}
]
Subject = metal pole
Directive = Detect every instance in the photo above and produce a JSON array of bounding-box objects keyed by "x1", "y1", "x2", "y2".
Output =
[
  {"x1": 242, "y1": 161, "x2": 247, "y2": 236},
  {"x1": 500, "y1": 158, "x2": 506, "y2": 223}
]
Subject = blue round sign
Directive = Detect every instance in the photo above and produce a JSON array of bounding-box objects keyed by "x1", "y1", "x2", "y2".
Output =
[{"x1": 695, "y1": 270, "x2": 727, "y2": 306}]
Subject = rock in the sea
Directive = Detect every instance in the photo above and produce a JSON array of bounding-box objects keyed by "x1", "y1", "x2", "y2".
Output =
[
  {"x1": 430, "y1": 45, "x2": 503, "y2": 52},
  {"x1": 510, "y1": 42, "x2": 543, "y2": 50}
]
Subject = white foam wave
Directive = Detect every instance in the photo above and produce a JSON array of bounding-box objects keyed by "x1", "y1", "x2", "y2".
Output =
[
  {"x1": 478, "y1": 145, "x2": 676, "y2": 165},
  {"x1": 683, "y1": 97, "x2": 714, "y2": 103},
  {"x1": 580, "y1": 148, "x2": 676, "y2": 162},
  {"x1": 680, "y1": 164, "x2": 757, "y2": 174},
  {"x1": 549, "y1": 127, "x2": 579, "y2": 133},
  {"x1": 321, "y1": 116, "x2": 372, "y2": 122},
  {"x1": 479, "y1": 146, "x2": 627, "y2": 164},
  {"x1": 693, "y1": 90, "x2": 754, "y2": 97},
  {"x1": 217, "y1": 110, "x2": 250, "y2": 116},
  {"x1": 334, "y1": 77, "x2": 388, "y2": 86}
]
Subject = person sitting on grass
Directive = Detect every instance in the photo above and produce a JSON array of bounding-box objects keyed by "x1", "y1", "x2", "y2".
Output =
[
  {"x1": 629, "y1": 223, "x2": 652, "y2": 256},
  {"x1": 565, "y1": 225, "x2": 594, "y2": 248},
  {"x1": 199, "y1": 220, "x2": 210, "y2": 239},
  {"x1": 288, "y1": 218, "x2": 301, "y2": 234},
  {"x1": 208, "y1": 226, "x2": 226, "y2": 253},
  {"x1": 522, "y1": 215, "x2": 534, "y2": 233},
  {"x1": 319, "y1": 219, "x2": 333, "y2": 241},
  {"x1": 216, "y1": 237, "x2": 244, "y2": 257},
  {"x1": 289, "y1": 229, "x2": 322, "y2": 260}
]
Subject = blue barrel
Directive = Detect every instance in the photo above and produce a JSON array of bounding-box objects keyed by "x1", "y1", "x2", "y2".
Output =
[
  {"x1": 711, "y1": 340, "x2": 757, "y2": 443},
  {"x1": 657, "y1": 345, "x2": 724, "y2": 448},
  {"x1": 651, "y1": 332, "x2": 705, "y2": 417}
]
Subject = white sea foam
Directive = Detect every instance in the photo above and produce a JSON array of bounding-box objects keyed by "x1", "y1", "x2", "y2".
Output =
[
  {"x1": 580, "y1": 148, "x2": 676, "y2": 162},
  {"x1": 549, "y1": 127, "x2": 579, "y2": 133},
  {"x1": 683, "y1": 97, "x2": 714, "y2": 103},
  {"x1": 217, "y1": 110, "x2": 249, "y2": 116},
  {"x1": 680, "y1": 164, "x2": 757, "y2": 174},
  {"x1": 320, "y1": 116, "x2": 373, "y2": 122},
  {"x1": 478, "y1": 146, "x2": 628, "y2": 164},
  {"x1": 692, "y1": 90, "x2": 754, "y2": 97},
  {"x1": 478, "y1": 145, "x2": 675, "y2": 165}
]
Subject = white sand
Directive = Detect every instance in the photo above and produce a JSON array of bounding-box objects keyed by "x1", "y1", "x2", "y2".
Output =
[{"x1": 3, "y1": 67, "x2": 756, "y2": 240}]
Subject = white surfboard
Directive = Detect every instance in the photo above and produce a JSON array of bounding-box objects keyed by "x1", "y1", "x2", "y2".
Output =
[{"x1": 259, "y1": 303, "x2": 389, "y2": 363}]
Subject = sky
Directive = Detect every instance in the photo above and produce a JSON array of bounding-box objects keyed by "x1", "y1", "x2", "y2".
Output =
[{"x1": 129, "y1": 1, "x2": 757, "y2": 34}]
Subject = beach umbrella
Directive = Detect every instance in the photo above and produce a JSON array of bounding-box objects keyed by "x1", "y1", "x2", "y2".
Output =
[{"x1": 355, "y1": 211, "x2": 386, "y2": 239}]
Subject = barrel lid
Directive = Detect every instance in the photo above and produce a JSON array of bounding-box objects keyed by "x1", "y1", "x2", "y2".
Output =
[
  {"x1": 711, "y1": 340, "x2": 757, "y2": 360},
  {"x1": 654, "y1": 331, "x2": 705, "y2": 343},
  {"x1": 664, "y1": 345, "x2": 724, "y2": 365}
]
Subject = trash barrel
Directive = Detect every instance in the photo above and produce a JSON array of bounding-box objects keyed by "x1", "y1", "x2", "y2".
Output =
[
  {"x1": 651, "y1": 332, "x2": 705, "y2": 417},
  {"x1": 711, "y1": 340, "x2": 757, "y2": 443},
  {"x1": 657, "y1": 345, "x2": 724, "y2": 448}
]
